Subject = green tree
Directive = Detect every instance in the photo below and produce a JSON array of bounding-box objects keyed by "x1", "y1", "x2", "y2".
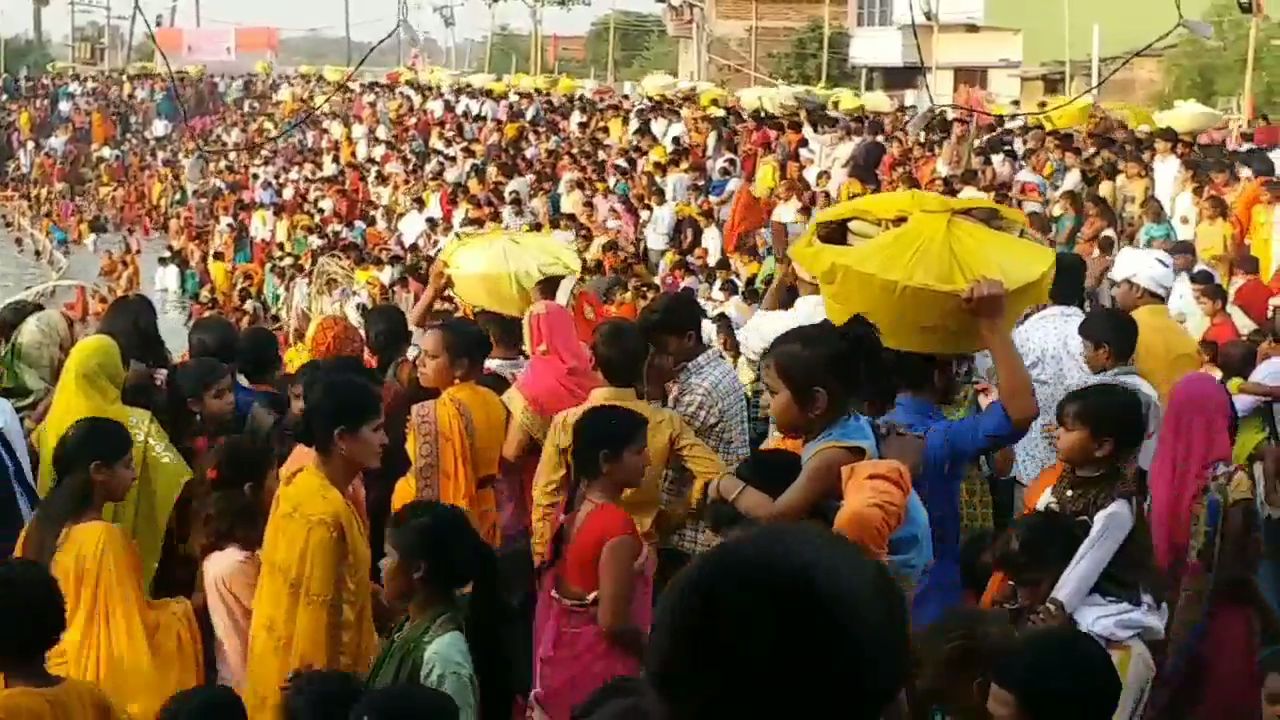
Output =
[
  {"x1": 486, "y1": 0, "x2": 588, "y2": 74},
  {"x1": 583, "y1": 11, "x2": 666, "y2": 77},
  {"x1": 620, "y1": 33, "x2": 676, "y2": 81},
  {"x1": 488, "y1": 25, "x2": 532, "y2": 74},
  {"x1": 1163, "y1": 0, "x2": 1280, "y2": 113},
  {"x1": 3, "y1": 36, "x2": 53, "y2": 75},
  {"x1": 766, "y1": 19, "x2": 856, "y2": 87}
]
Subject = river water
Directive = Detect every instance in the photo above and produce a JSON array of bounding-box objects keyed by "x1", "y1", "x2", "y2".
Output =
[{"x1": 0, "y1": 234, "x2": 191, "y2": 355}]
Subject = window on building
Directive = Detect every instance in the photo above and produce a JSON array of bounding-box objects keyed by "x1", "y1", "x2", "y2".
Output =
[
  {"x1": 953, "y1": 68, "x2": 989, "y2": 89},
  {"x1": 856, "y1": 0, "x2": 893, "y2": 27}
]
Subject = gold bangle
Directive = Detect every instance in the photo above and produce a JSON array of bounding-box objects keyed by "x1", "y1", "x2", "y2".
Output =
[{"x1": 727, "y1": 479, "x2": 748, "y2": 504}]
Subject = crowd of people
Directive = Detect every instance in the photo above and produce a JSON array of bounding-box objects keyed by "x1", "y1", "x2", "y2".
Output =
[{"x1": 1, "y1": 64, "x2": 1280, "y2": 720}]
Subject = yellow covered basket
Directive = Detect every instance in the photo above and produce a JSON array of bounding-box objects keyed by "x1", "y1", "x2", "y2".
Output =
[{"x1": 788, "y1": 191, "x2": 1055, "y2": 354}]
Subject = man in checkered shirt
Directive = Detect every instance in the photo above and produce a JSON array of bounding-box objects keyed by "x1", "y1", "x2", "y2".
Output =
[{"x1": 639, "y1": 291, "x2": 750, "y2": 584}]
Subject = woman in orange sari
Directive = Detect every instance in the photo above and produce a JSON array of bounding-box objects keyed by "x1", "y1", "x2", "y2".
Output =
[
  {"x1": 392, "y1": 318, "x2": 505, "y2": 546},
  {"x1": 244, "y1": 373, "x2": 384, "y2": 718}
]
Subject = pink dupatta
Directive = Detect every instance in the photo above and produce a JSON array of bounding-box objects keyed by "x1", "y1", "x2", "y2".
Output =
[
  {"x1": 1147, "y1": 372, "x2": 1234, "y2": 572},
  {"x1": 514, "y1": 301, "x2": 601, "y2": 422}
]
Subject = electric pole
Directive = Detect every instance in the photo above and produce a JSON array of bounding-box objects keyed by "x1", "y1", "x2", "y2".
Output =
[
  {"x1": 125, "y1": 0, "x2": 137, "y2": 63},
  {"x1": 345, "y1": 0, "x2": 353, "y2": 66},
  {"x1": 433, "y1": 3, "x2": 460, "y2": 70},
  {"x1": 605, "y1": 0, "x2": 616, "y2": 84}
]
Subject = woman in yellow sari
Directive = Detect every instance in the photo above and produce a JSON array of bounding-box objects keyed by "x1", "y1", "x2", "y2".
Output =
[
  {"x1": 16, "y1": 417, "x2": 202, "y2": 720},
  {"x1": 391, "y1": 318, "x2": 504, "y2": 547},
  {"x1": 244, "y1": 372, "x2": 384, "y2": 719},
  {"x1": 31, "y1": 335, "x2": 191, "y2": 590}
]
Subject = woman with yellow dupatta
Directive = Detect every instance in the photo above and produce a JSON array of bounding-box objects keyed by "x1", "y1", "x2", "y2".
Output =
[
  {"x1": 391, "y1": 318, "x2": 505, "y2": 547},
  {"x1": 16, "y1": 417, "x2": 202, "y2": 720},
  {"x1": 244, "y1": 372, "x2": 385, "y2": 719},
  {"x1": 31, "y1": 335, "x2": 191, "y2": 591}
]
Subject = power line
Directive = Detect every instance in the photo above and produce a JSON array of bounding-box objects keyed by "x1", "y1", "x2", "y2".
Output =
[
  {"x1": 134, "y1": 0, "x2": 399, "y2": 155},
  {"x1": 905, "y1": 0, "x2": 1187, "y2": 119}
]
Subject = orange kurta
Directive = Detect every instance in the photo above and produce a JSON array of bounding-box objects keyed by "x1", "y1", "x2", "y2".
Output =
[
  {"x1": 243, "y1": 463, "x2": 377, "y2": 719},
  {"x1": 16, "y1": 522, "x2": 203, "y2": 720}
]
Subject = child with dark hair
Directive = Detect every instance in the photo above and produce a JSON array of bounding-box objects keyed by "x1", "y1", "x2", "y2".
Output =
[
  {"x1": 1198, "y1": 282, "x2": 1242, "y2": 347},
  {"x1": 988, "y1": 511, "x2": 1088, "y2": 620},
  {"x1": 1078, "y1": 307, "x2": 1162, "y2": 471},
  {"x1": 648, "y1": 524, "x2": 909, "y2": 720},
  {"x1": 201, "y1": 435, "x2": 276, "y2": 693},
  {"x1": 158, "y1": 685, "x2": 247, "y2": 720},
  {"x1": 913, "y1": 607, "x2": 1018, "y2": 720},
  {"x1": 0, "y1": 558, "x2": 121, "y2": 718},
  {"x1": 987, "y1": 626, "x2": 1122, "y2": 720},
  {"x1": 282, "y1": 670, "x2": 364, "y2": 720},
  {"x1": 1023, "y1": 384, "x2": 1165, "y2": 717},
  {"x1": 234, "y1": 325, "x2": 285, "y2": 432},
  {"x1": 475, "y1": 310, "x2": 527, "y2": 383},
  {"x1": 167, "y1": 357, "x2": 237, "y2": 467}
]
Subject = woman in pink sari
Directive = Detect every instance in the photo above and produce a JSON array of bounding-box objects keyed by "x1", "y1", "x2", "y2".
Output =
[
  {"x1": 530, "y1": 404, "x2": 654, "y2": 720},
  {"x1": 499, "y1": 300, "x2": 601, "y2": 548},
  {"x1": 1146, "y1": 373, "x2": 1263, "y2": 719}
]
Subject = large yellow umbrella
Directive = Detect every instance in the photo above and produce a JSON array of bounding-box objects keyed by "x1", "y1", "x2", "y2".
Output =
[
  {"x1": 438, "y1": 231, "x2": 582, "y2": 317},
  {"x1": 788, "y1": 191, "x2": 1055, "y2": 354}
]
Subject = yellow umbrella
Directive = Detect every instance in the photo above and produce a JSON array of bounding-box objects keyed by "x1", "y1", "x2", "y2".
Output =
[
  {"x1": 438, "y1": 231, "x2": 583, "y2": 317},
  {"x1": 788, "y1": 191, "x2": 1054, "y2": 354}
]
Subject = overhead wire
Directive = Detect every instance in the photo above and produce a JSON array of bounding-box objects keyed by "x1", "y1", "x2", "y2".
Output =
[
  {"x1": 134, "y1": 0, "x2": 401, "y2": 155},
  {"x1": 904, "y1": 0, "x2": 1188, "y2": 118}
]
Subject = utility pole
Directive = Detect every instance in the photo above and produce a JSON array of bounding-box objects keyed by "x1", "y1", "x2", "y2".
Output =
[
  {"x1": 104, "y1": 0, "x2": 112, "y2": 70},
  {"x1": 69, "y1": 1, "x2": 77, "y2": 64},
  {"x1": 344, "y1": 0, "x2": 353, "y2": 66},
  {"x1": 605, "y1": 0, "x2": 616, "y2": 84},
  {"x1": 1062, "y1": 0, "x2": 1071, "y2": 93},
  {"x1": 125, "y1": 0, "x2": 137, "y2": 63},
  {"x1": 820, "y1": 0, "x2": 830, "y2": 85},
  {"x1": 484, "y1": 4, "x2": 493, "y2": 72},
  {"x1": 168, "y1": 1, "x2": 176, "y2": 29},
  {"x1": 749, "y1": 0, "x2": 758, "y2": 76},
  {"x1": 930, "y1": 0, "x2": 940, "y2": 95},
  {"x1": 195, "y1": 0, "x2": 201, "y2": 27},
  {"x1": 1243, "y1": 2, "x2": 1261, "y2": 120},
  {"x1": 434, "y1": 4, "x2": 459, "y2": 69},
  {"x1": 1090, "y1": 22, "x2": 1100, "y2": 89}
]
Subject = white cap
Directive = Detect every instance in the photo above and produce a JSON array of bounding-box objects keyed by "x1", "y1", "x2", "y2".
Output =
[{"x1": 1108, "y1": 246, "x2": 1175, "y2": 299}]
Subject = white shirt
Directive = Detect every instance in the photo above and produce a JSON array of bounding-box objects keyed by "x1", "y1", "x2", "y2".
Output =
[
  {"x1": 397, "y1": 210, "x2": 428, "y2": 248},
  {"x1": 1172, "y1": 189, "x2": 1199, "y2": 242},
  {"x1": 738, "y1": 294, "x2": 827, "y2": 363},
  {"x1": 1234, "y1": 357, "x2": 1280, "y2": 420},
  {"x1": 1011, "y1": 305, "x2": 1093, "y2": 484},
  {"x1": 645, "y1": 202, "x2": 677, "y2": 252},
  {"x1": 1152, "y1": 153, "x2": 1183, "y2": 217}
]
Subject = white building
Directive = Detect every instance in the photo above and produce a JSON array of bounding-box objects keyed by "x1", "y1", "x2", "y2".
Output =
[{"x1": 848, "y1": 0, "x2": 1023, "y2": 105}]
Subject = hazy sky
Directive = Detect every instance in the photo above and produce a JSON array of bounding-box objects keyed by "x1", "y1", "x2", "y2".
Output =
[{"x1": 6, "y1": 0, "x2": 663, "y2": 46}]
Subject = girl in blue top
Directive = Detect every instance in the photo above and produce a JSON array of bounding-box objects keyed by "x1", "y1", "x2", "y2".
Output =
[
  {"x1": 1136, "y1": 198, "x2": 1177, "y2": 250},
  {"x1": 706, "y1": 305, "x2": 932, "y2": 588}
]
